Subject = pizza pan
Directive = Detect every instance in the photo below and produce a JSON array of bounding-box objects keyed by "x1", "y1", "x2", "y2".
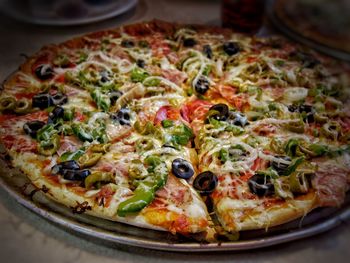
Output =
[
  {"x1": 0, "y1": 156, "x2": 349, "y2": 252},
  {"x1": 267, "y1": 0, "x2": 350, "y2": 62}
]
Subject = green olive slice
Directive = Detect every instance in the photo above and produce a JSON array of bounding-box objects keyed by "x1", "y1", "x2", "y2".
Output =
[
  {"x1": 89, "y1": 143, "x2": 110, "y2": 153},
  {"x1": 78, "y1": 152, "x2": 102, "y2": 168},
  {"x1": 14, "y1": 99, "x2": 31, "y2": 114},
  {"x1": 84, "y1": 172, "x2": 113, "y2": 189},
  {"x1": 0, "y1": 96, "x2": 16, "y2": 111}
]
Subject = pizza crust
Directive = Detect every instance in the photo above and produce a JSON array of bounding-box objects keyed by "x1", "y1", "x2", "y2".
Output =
[{"x1": 215, "y1": 192, "x2": 317, "y2": 232}]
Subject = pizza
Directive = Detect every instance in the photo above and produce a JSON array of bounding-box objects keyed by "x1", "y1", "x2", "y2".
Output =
[
  {"x1": 0, "y1": 20, "x2": 349, "y2": 241},
  {"x1": 274, "y1": 0, "x2": 350, "y2": 54}
]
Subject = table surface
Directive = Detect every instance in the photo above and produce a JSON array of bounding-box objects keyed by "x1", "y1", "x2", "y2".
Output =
[{"x1": 0, "y1": 1, "x2": 349, "y2": 262}]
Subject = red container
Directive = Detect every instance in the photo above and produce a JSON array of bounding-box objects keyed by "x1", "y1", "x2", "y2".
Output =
[{"x1": 222, "y1": 0, "x2": 265, "y2": 34}]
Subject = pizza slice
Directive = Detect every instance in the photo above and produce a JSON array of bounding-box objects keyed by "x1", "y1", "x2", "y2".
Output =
[{"x1": 188, "y1": 89, "x2": 350, "y2": 232}]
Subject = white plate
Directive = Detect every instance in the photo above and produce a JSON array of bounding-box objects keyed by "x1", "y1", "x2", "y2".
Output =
[{"x1": 0, "y1": 0, "x2": 138, "y2": 26}]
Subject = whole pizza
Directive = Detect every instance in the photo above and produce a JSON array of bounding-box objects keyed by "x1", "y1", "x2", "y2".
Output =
[{"x1": 0, "y1": 20, "x2": 349, "y2": 241}]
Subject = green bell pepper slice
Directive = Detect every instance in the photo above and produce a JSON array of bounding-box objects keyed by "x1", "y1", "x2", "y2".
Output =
[
  {"x1": 117, "y1": 159, "x2": 168, "y2": 217},
  {"x1": 38, "y1": 134, "x2": 60, "y2": 156},
  {"x1": 91, "y1": 89, "x2": 110, "y2": 112},
  {"x1": 72, "y1": 123, "x2": 94, "y2": 142}
]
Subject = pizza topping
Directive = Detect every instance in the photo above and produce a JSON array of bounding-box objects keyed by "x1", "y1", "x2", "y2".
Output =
[
  {"x1": 183, "y1": 38, "x2": 197, "y2": 47},
  {"x1": 14, "y1": 99, "x2": 32, "y2": 114},
  {"x1": 90, "y1": 89, "x2": 110, "y2": 112},
  {"x1": 0, "y1": 96, "x2": 16, "y2": 112},
  {"x1": 84, "y1": 171, "x2": 114, "y2": 189},
  {"x1": 52, "y1": 159, "x2": 92, "y2": 181},
  {"x1": 289, "y1": 171, "x2": 310, "y2": 194},
  {"x1": 36, "y1": 124, "x2": 61, "y2": 156},
  {"x1": 206, "y1": 104, "x2": 229, "y2": 122},
  {"x1": 193, "y1": 171, "x2": 218, "y2": 195},
  {"x1": 283, "y1": 87, "x2": 308, "y2": 103},
  {"x1": 121, "y1": 39, "x2": 135, "y2": 48},
  {"x1": 202, "y1": 44, "x2": 213, "y2": 59},
  {"x1": 321, "y1": 121, "x2": 341, "y2": 140},
  {"x1": 52, "y1": 160, "x2": 80, "y2": 174},
  {"x1": 288, "y1": 104, "x2": 315, "y2": 123},
  {"x1": 62, "y1": 169, "x2": 91, "y2": 181},
  {"x1": 223, "y1": 41, "x2": 240, "y2": 56},
  {"x1": 248, "y1": 173, "x2": 274, "y2": 197},
  {"x1": 194, "y1": 76, "x2": 210, "y2": 94},
  {"x1": 0, "y1": 96, "x2": 32, "y2": 115},
  {"x1": 34, "y1": 64, "x2": 54, "y2": 80},
  {"x1": 171, "y1": 158, "x2": 194, "y2": 179},
  {"x1": 110, "y1": 107, "x2": 131, "y2": 126},
  {"x1": 226, "y1": 111, "x2": 248, "y2": 127},
  {"x1": 72, "y1": 119, "x2": 107, "y2": 144},
  {"x1": 32, "y1": 93, "x2": 54, "y2": 109},
  {"x1": 109, "y1": 90, "x2": 123, "y2": 105},
  {"x1": 23, "y1": 120, "x2": 46, "y2": 138},
  {"x1": 117, "y1": 156, "x2": 168, "y2": 217},
  {"x1": 135, "y1": 137, "x2": 155, "y2": 152},
  {"x1": 163, "y1": 123, "x2": 194, "y2": 148},
  {"x1": 48, "y1": 106, "x2": 65, "y2": 123},
  {"x1": 78, "y1": 152, "x2": 102, "y2": 168},
  {"x1": 272, "y1": 176, "x2": 293, "y2": 199},
  {"x1": 271, "y1": 155, "x2": 292, "y2": 175}
]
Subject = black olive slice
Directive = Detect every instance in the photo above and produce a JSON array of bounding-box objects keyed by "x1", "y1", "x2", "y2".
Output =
[
  {"x1": 208, "y1": 104, "x2": 229, "y2": 121},
  {"x1": 110, "y1": 107, "x2": 131, "y2": 126},
  {"x1": 287, "y1": 105, "x2": 298, "y2": 112},
  {"x1": 183, "y1": 38, "x2": 197, "y2": 47},
  {"x1": 32, "y1": 93, "x2": 54, "y2": 109},
  {"x1": 288, "y1": 104, "x2": 315, "y2": 123},
  {"x1": 203, "y1": 45, "x2": 213, "y2": 59},
  {"x1": 121, "y1": 39, "x2": 135, "y2": 48},
  {"x1": 23, "y1": 121, "x2": 46, "y2": 138},
  {"x1": 271, "y1": 155, "x2": 291, "y2": 175},
  {"x1": 51, "y1": 160, "x2": 80, "y2": 175},
  {"x1": 223, "y1": 42, "x2": 240, "y2": 56},
  {"x1": 52, "y1": 92, "x2": 68, "y2": 105},
  {"x1": 193, "y1": 171, "x2": 218, "y2": 195},
  {"x1": 48, "y1": 106, "x2": 64, "y2": 123},
  {"x1": 62, "y1": 169, "x2": 91, "y2": 181},
  {"x1": 171, "y1": 158, "x2": 194, "y2": 179},
  {"x1": 194, "y1": 76, "x2": 210, "y2": 95},
  {"x1": 248, "y1": 174, "x2": 274, "y2": 197},
  {"x1": 109, "y1": 91, "x2": 123, "y2": 105},
  {"x1": 35, "y1": 64, "x2": 54, "y2": 80},
  {"x1": 136, "y1": 59, "x2": 145, "y2": 68},
  {"x1": 100, "y1": 71, "x2": 110, "y2": 83},
  {"x1": 227, "y1": 111, "x2": 248, "y2": 127}
]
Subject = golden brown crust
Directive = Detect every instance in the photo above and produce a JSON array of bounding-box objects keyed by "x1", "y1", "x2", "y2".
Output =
[{"x1": 215, "y1": 192, "x2": 318, "y2": 232}]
